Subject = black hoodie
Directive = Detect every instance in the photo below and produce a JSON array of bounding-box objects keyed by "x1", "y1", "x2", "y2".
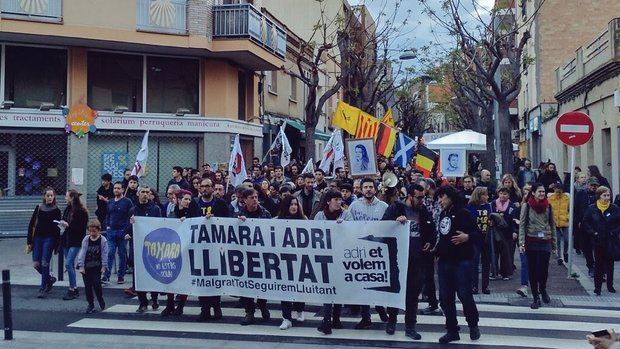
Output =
[{"x1": 434, "y1": 205, "x2": 481, "y2": 261}]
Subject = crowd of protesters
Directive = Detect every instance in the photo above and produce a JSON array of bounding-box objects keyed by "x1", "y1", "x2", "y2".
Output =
[{"x1": 25, "y1": 154, "x2": 619, "y2": 344}]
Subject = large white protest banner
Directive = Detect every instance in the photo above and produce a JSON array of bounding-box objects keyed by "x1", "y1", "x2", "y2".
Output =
[{"x1": 134, "y1": 216, "x2": 409, "y2": 308}]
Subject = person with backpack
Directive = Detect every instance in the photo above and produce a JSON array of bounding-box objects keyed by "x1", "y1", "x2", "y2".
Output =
[{"x1": 518, "y1": 183, "x2": 557, "y2": 309}]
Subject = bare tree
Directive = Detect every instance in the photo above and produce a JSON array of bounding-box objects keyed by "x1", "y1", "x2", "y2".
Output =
[
  {"x1": 285, "y1": 0, "x2": 413, "y2": 159},
  {"x1": 420, "y1": 0, "x2": 541, "y2": 175}
]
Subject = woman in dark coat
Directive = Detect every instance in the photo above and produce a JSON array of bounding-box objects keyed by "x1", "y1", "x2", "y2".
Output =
[
  {"x1": 582, "y1": 186, "x2": 619, "y2": 295},
  {"x1": 27, "y1": 187, "x2": 62, "y2": 298},
  {"x1": 60, "y1": 189, "x2": 89, "y2": 300}
]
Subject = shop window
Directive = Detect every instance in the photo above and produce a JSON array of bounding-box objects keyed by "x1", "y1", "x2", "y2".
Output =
[
  {"x1": 4, "y1": 46, "x2": 67, "y2": 109},
  {"x1": 88, "y1": 51, "x2": 143, "y2": 112},
  {"x1": 146, "y1": 56, "x2": 199, "y2": 114}
]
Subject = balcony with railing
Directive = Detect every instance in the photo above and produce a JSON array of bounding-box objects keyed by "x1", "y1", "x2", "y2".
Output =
[
  {"x1": 0, "y1": 0, "x2": 62, "y2": 22},
  {"x1": 556, "y1": 18, "x2": 619, "y2": 94},
  {"x1": 137, "y1": 0, "x2": 187, "y2": 35},
  {"x1": 212, "y1": 3, "x2": 286, "y2": 60}
]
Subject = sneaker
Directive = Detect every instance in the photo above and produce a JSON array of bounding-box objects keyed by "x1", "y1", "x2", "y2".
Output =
[
  {"x1": 126, "y1": 267, "x2": 133, "y2": 274},
  {"x1": 152, "y1": 300, "x2": 160, "y2": 310},
  {"x1": 488, "y1": 275, "x2": 498, "y2": 280},
  {"x1": 516, "y1": 285, "x2": 528, "y2": 298},
  {"x1": 438, "y1": 332, "x2": 460, "y2": 344},
  {"x1": 317, "y1": 320, "x2": 332, "y2": 335},
  {"x1": 502, "y1": 277, "x2": 511, "y2": 281},
  {"x1": 405, "y1": 328, "x2": 422, "y2": 340},
  {"x1": 37, "y1": 289, "x2": 47, "y2": 299},
  {"x1": 259, "y1": 306, "x2": 270, "y2": 321},
  {"x1": 117, "y1": 277, "x2": 125, "y2": 284},
  {"x1": 85, "y1": 304, "x2": 96, "y2": 314},
  {"x1": 472, "y1": 287, "x2": 479, "y2": 295},
  {"x1": 99, "y1": 301, "x2": 106, "y2": 311},
  {"x1": 136, "y1": 305, "x2": 148, "y2": 313},
  {"x1": 470, "y1": 326, "x2": 481, "y2": 340},
  {"x1": 482, "y1": 289, "x2": 490, "y2": 295},
  {"x1": 62, "y1": 289, "x2": 78, "y2": 300},
  {"x1": 279, "y1": 319, "x2": 292, "y2": 330},
  {"x1": 240, "y1": 313, "x2": 256, "y2": 326},
  {"x1": 530, "y1": 299, "x2": 541, "y2": 309},
  {"x1": 44, "y1": 276, "x2": 57, "y2": 293},
  {"x1": 557, "y1": 259, "x2": 564, "y2": 266},
  {"x1": 354, "y1": 318, "x2": 372, "y2": 330},
  {"x1": 385, "y1": 321, "x2": 396, "y2": 335},
  {"x1": 420, "y1": 306, "x2": 441, "y2": 315},
  {"x1": 101, "y1": 277, "x2": 110, "y2": 286},
  {"x1": 124, "y1": 288, "x2": 137, "y2": 297},
  {"x1": 295, "y1": 311, "x2": 305, "y2": 322},
  {"x1": 541, "y1": 290, "x2": 551, "y2": 304},
  {"x1": 608, "y1": 286, "x2": 617, "y2": 293},
  {"x1": 594, "y1": 289, "x2": 601, "y2": 296}
]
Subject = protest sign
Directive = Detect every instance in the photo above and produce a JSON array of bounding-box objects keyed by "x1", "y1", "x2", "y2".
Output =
[{"x1": 134, "y1": 216, "x2": 409, "y2": 308}]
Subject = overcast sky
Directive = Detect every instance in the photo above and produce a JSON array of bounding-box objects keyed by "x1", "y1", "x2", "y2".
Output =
[{"x1": 347, "y1": 0, "x2": 495, "y2": 70}]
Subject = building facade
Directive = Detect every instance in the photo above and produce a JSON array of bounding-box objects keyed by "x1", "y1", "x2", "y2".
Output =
[
  {"x1": 517, "y1": 0, "x2": 620, "y2": 164},
  {"x1": 542, "y1": 18, "x2": 619, "y2": 191},
  {"x1": 0, "y1": 0, "x2": 288, "y2": 234}
]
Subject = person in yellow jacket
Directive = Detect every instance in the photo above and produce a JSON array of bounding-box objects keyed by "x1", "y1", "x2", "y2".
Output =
[{"x1": 548, "y1": 181, "x2": 570, "y2": 265}]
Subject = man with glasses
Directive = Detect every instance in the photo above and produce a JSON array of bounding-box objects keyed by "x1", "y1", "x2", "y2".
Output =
[
  {"x1": 381, "y1": 184, "x2": 436, "y2": 339},
  {"x1": 196, "y1": 178, "x2": 231, "y2": 322},
  {"x1": 165, "y1": 185, "x2": 181, "y2": 218}
]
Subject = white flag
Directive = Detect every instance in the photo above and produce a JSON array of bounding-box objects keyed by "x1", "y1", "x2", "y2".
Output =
[
  {"x1": 319, "y1": 129, "x2": 345, "y2": 174},
  {"x1": 131, "y1": 130, "x2": 149, "y2": 178},
  {"x1": 228, "y1": 134, "x2": 248, "y2": 187},
  {"x1": 301, "y1": 158, "x2": 315, "y2": 174},
  {"x1": 280, "y1": 124, "x2": 293, "y2": 167}
]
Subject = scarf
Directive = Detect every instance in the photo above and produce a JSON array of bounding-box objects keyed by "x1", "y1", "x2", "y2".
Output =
[
  {"x1": 527, "y1": 196, "x2": 549, "y2": 214},
  {"x1": 495, "y1": 198, "x2": 509, "y2": 212},
  {"x1": 323, "y1": 207, "x2": 343, "y2": 221},
  {"x1": 596, "y1": 200, "x2": 610, "y2": 214}
]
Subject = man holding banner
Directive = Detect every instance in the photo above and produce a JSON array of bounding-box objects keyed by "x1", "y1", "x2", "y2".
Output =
[
  {"x1": 382, "y1": 184, "x2": 436, "y2": 339},
  {"x1": 348, "y1": 178, "x2": 389, "y2": 329},
  {"x1": 234, "y1": 188, "x2": 273, "y2": 326}
]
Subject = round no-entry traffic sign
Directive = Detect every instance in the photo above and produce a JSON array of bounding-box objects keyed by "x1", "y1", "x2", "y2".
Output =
[{"x1": 555, "y1": 111, "x2": 593, "y2": 147}]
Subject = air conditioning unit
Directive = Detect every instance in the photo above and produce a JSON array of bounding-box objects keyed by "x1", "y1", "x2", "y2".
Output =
[
  {"x1": 614, "y1": 90, "x2": 620, "y2": 107},
  {"x1": 511, "y1": 129, "x2": 520, "y2": 140}
]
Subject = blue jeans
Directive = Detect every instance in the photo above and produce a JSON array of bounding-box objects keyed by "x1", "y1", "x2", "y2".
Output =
[
  {"x1": 32, "y1": 236, "x2": 54, "y2": 290},
  {"x1": 556, "y1": 227, "x2": 569, "y2": 261},
  {"x1": 64, "y1": 247, "x2": 80, "y2": 289},
  {"x1": 438, "y1": 259, "x2": 479, "y2": 332},
  {"x1": 104, "y1": 229, "x2": 126, "y2": 280},
  {"x1": 519, "y1": 252, "x2": 529, "y2": 286}
]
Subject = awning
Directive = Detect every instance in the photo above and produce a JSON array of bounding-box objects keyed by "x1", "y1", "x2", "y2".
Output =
[
  {"x1": 285, "y1": 120, "x2": 331, "y2": 141},
  {"x1": 426, "y1": 130, "x2": 487, "y2": 151}
]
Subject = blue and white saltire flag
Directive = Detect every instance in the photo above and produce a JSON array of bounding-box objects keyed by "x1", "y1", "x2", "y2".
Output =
[{"x1": 393, "y1": 133, "x2": 417, "y2": 168}]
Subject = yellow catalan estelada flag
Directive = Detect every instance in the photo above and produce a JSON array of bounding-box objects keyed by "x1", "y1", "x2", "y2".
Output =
[
  {"x1": 381, "y1": 108, "x2": 395, "y2": 127},
  {"x1": 331, "y1": 100, "x2": 360, "y2": 135}
]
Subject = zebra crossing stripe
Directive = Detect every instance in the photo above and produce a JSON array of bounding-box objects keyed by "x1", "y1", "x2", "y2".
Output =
[{"x1": 67, "y1": 318, "x2": 587, "y2": 348}]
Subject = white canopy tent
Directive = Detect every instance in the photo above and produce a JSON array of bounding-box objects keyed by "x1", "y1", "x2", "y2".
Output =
[{"x1": 426, "y1": 130, "x2": 487, "y2": 150}]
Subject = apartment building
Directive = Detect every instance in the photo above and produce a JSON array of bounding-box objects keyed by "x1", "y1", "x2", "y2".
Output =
[
  {"x1": 517, "y1": 0, "x2": 619, "y2": 164},
  {"x1": 547, "y1": 18, "x2": 619, "y2": 191},
  {"x1": 0, "y1": 0, "x2": 288, "y2": 233}
]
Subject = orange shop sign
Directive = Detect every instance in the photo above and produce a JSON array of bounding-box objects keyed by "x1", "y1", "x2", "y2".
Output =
[{"x1": 64, "y1": 104, "x2": 98, "y2": 138}]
